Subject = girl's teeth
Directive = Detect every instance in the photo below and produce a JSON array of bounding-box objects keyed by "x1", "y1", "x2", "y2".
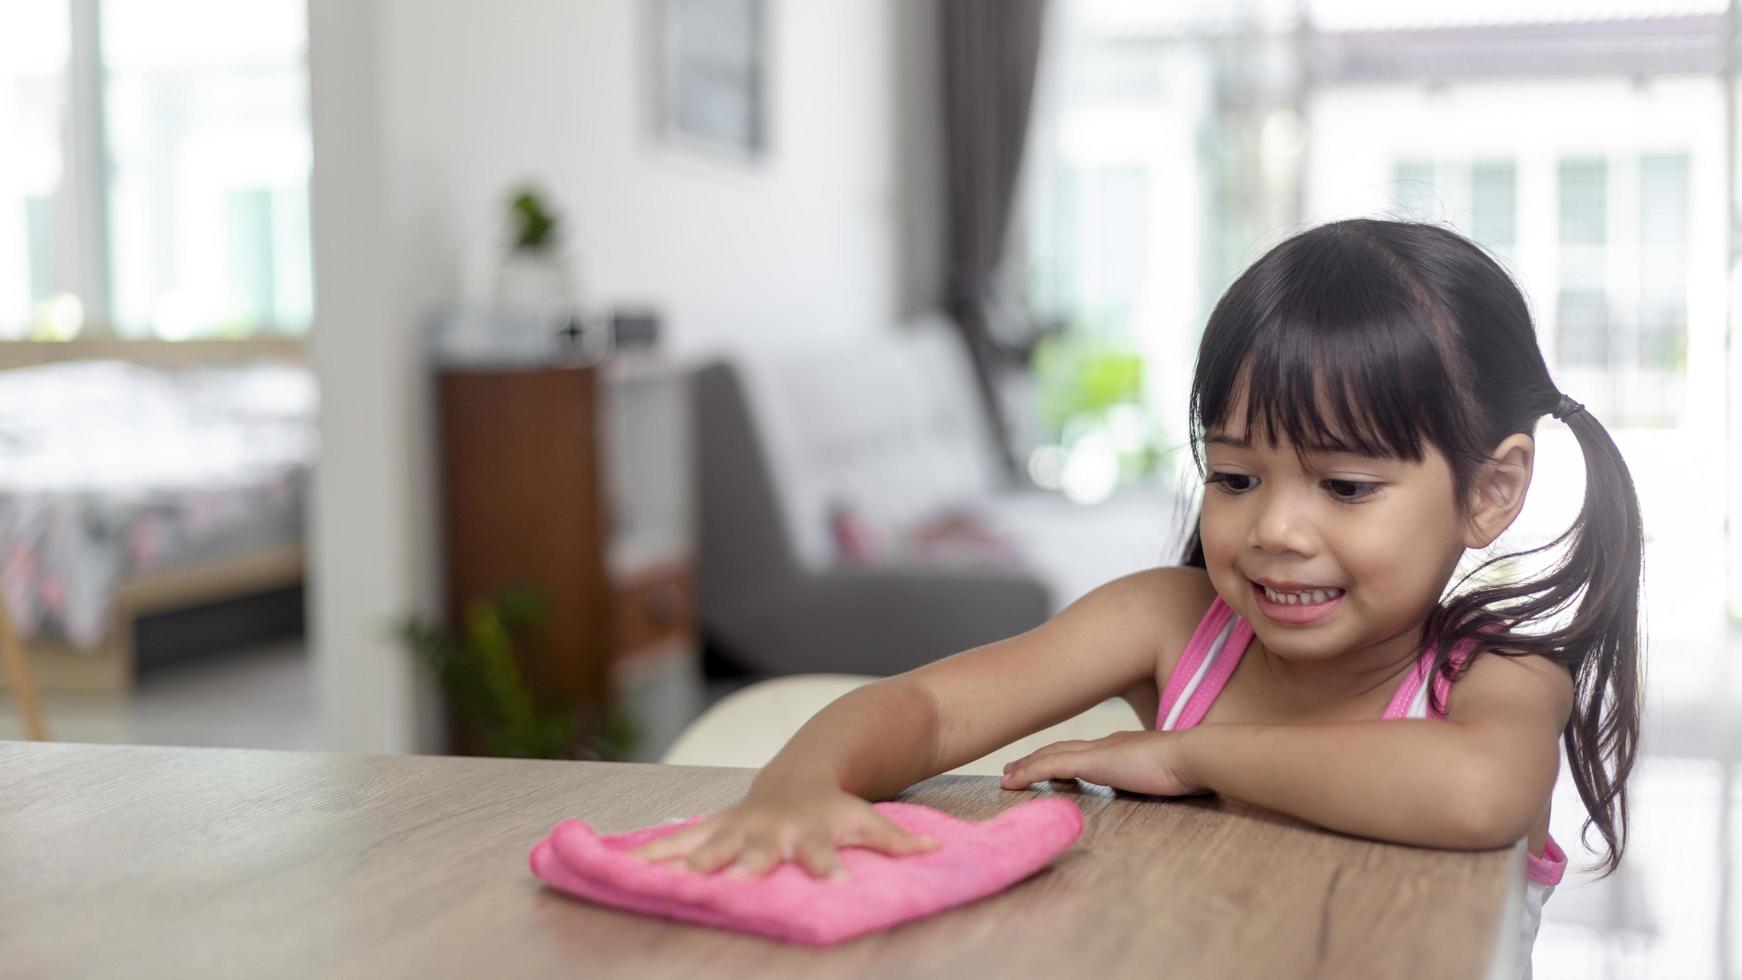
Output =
[{"x1": 1262, "y1": 585, "x2": 1344, "y2": 604}]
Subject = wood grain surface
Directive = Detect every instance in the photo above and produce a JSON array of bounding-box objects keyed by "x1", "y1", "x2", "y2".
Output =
[{"x1": 0, "y1": 741, "x2": 1512, "y2": 978}]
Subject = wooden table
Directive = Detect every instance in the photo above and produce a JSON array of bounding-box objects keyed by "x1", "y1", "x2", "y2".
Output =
[{"x1": 0, "y1": 741, "x2": 1520, "y2": 978}]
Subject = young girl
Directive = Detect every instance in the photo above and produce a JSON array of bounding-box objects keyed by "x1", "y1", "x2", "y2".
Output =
[{"x1": 630, "y1": 219, "x2": 1644, "y2": 974}]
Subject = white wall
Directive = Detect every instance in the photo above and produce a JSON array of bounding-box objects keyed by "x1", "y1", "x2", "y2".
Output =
[
  {"x1": 307, "y1": 0, "x2": 918, "y2": 753},
  {"x1": 387, "y1": 1, "x2": 906, "y2": 353}
]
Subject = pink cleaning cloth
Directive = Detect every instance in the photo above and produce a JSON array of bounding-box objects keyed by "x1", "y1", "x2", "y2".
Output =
[{"x1": 529, "y1": 797, "x2": 1083, "y2": 946}]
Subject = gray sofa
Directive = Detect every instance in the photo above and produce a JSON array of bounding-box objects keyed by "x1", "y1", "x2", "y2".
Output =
[{"x1": 691, "y1": 315, "x2": 1189, "y2": 678}]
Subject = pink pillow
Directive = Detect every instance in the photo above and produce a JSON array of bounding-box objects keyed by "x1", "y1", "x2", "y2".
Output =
[
  {"x1": 900, "y1": 507, "x2": 1023, "y2": 567},
  {"x1": 529, "y1": 797, "x2": 1083, "y2": 945},
  {"x1": 828, "y1": 501, "x2": 885, "y2": 563}
]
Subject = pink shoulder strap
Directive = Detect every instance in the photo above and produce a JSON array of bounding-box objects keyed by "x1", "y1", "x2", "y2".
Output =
[
  {"x1": 1159, "y1": 602, "x2": 1492, "y2": 725},
  {"x1": 1381, "y1": 627, "x2": 1569, "y2": 885},
  {"x1": 1382, "y1": 633, "x2": 1481, "y2": 720},
  {"x1": 1155, "y1": 596, "x2": 1252, "y2": 731}
]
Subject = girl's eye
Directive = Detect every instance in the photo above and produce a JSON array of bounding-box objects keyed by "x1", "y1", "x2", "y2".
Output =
[
  {"x1": 1205, "y1": 472, "x2": 1256, "y2": 494},
  {"x1": 1324, "y1": 479, "x2": 1379, "y2": 502},
  {"x1": 1207, "y1": 473, "x2": 1380, "y2": 502}
]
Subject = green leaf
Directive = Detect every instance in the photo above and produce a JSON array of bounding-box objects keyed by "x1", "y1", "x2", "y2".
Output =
[
  {"x1": 1031, "y1": 331, "x2": 1147, "y2": 433},
  {"x1": 509, "y1": 187, "x2": 559, "y2": 251},
  {"x1": 397, "y1": 588, "x2": 648, "y2": 761}
]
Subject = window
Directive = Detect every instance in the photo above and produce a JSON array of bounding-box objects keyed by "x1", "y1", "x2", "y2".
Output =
[
  {"x1": 1390, "y1": 159, "x2": 1438, "y2": 222},
  {"x1": 1545, "y1": 152, "x2": 1693, "y2": 425},
  {"x1": 1638, "y1": 153, "x2": 1690, "y2": 373},
  {"x1": 0, "y1": 0, "x2": 309, "y2": 340},
  {"x1": 1555, "y1": 157, "x2": 1610, "y2": 370},
  {"x1": 0, "y1": 1, "x2": 73, "y2": 338},
  {"x1": 1388, "y1": 158, "x2": 1518, "y2": 263},
  {"x1": 1468, "y1": 159, "x2": 1516, "y2": 259}
]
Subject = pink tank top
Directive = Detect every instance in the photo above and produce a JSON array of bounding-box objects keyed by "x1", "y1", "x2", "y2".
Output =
[{"x1": 1156, "y1": 595, "x2": 1566, "y2": 978}]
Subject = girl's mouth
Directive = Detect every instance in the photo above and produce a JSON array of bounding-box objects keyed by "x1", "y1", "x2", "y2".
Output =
[{"x1": 1251, "y1": 580, "x2": 1344, "y2": 626}]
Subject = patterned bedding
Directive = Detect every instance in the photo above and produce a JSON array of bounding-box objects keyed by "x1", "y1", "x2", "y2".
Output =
[{"x1": 0, "y1": 360, "x2": 316, "y2": 650}]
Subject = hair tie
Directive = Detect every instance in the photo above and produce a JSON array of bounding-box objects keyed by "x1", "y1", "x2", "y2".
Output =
[{"x1": 1552, "y1": 394, "x2": 1585, "y2": 421}]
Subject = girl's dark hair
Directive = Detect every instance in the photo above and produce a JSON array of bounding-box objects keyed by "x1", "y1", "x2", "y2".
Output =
[{"x1": 1178, "y1": 219, "x2": 1643, "y2": 876}]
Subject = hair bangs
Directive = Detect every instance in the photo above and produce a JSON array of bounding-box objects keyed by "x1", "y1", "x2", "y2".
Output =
[{"x1": 1189, "y1": 234, "x2": 1463, "y2": 474}]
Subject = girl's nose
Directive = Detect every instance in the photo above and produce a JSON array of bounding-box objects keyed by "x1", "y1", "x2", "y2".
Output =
[{"x1": 1249, "y1": 490, "x2": 1318, "y2": 557}]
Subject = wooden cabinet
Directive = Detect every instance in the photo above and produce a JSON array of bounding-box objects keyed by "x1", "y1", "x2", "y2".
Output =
[{"x1": 435, "y1": 355, "x2": 701, "y2": 762}]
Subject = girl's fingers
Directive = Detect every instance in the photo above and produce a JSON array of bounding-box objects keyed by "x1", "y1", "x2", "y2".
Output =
[
  {"x1": 794, "y1": 836, "x2": 847, "y2": 881},
  {"x1": 725, "y1": 838, "x2": 784, "y2": 878},
  {"x1": 1006, "y1": 749, "x2": 1086, "y2": 786},
  {"x1": 1002, "y1": 739, "x2": 1086, "y2": 775},
  {"x1": 859, "y1": 815, "x2": 939, "y2": 856},
  {"x1": 624, "y1": 811, "x2": 942, "y2": 880},
  {"x1": 628, "y1": 823, "x2": 709, "y2": 861},
  {"x1": 685, "y1": 829, "x2": 747, "y2": 873}
]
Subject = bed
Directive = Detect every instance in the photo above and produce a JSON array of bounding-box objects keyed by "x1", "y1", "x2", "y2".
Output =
[{"x1": 0, "y1": 340, "x2": 312, "y2": 694}]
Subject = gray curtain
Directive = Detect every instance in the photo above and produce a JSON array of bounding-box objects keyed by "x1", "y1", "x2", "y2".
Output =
[{"x1": 940, "y1": 0, "x2": 1048, "y2": 482}]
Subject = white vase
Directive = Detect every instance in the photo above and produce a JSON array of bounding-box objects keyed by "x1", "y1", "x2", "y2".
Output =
[{"x1": 495, "y1": 249, "x2": 576, "y2": 322}]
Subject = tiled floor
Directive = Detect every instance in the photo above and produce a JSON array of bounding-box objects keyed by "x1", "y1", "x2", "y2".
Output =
[
  {"x1": 1535, "y1": 756, "x2": 1736, "y2": 979},
  {"x1": 1, "y1": 642, "x2": 1735, "y2": 978}
]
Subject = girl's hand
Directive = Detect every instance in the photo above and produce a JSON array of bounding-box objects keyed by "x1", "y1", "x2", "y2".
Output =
[
  {"x1": 999, "y1": 729, "x2": 1209, "y2": 797},
  {"x1": 623, "y1": 782, "x2": 939, "y2": 881}
]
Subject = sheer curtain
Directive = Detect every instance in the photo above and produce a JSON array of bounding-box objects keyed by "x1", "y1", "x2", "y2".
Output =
[
  {"x1": 1018, "y1": 2, "x2": 1739, "y2": 975},
  {"x1": 1015, "y1": 1, "x2": 1303, "y2": 500},
  {"x1": 939, "y1": 0, "x2": 1049, "y2": 481}
]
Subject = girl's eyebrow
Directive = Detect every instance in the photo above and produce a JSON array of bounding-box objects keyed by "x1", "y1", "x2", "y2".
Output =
[{"x1": 1203, "y1": 433, "x2": 1250, "y2": 448}]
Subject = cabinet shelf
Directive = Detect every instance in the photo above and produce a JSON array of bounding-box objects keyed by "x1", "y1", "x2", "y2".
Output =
[{"x1": 435, "y1": 359, "x2": 701, "y2": 762}]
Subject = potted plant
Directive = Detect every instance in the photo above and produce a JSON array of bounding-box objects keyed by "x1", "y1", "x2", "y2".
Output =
[
  {"x1": 1029, "y1": 325, "x2": 1167, "y2": 501},
  {"x1": 397, "y1": 586, "x2": 638, "y2": 760},
  {"x1": 495, "y1": 184, "x2": 578, "y2": 318}
]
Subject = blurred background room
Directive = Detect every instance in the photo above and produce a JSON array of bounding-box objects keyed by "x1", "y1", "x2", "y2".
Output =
[{"x1": 0, "y1": 1, "x2": 1736, "y2": 976}]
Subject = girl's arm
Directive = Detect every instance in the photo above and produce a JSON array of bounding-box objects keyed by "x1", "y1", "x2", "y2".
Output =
[
  {"x1": 1177, "y1": 652, "x2": 1572, "y2": 848},
  {"x1": 754, "y1": 566, "x2": 1206, "y2": 803},
  {"x1": 1005, "y1": 649, "x2": 1573, "y2": 850},
  {"x1": 632, "y1": 567, "x2": 1210, "y2": 878}
]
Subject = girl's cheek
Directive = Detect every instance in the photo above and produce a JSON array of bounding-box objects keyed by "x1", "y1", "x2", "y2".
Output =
[{"x1": 1200, "y1": 525, "x2": 1242, "y2": 571}]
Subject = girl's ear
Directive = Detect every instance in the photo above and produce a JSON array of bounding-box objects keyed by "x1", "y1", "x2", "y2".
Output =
[{"x1": 1462, "y1": 434, "x2": 1534, "y2": 549}]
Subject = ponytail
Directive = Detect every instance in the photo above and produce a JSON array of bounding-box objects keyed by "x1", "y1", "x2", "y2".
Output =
[{"x1": 1425, "y1": 398, "x2": 1644, "y2": 877}]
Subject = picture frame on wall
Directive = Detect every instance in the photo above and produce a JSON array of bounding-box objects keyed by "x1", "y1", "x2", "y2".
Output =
[{"x1": 653, "y1": 0, "x2": 768, "y2": 160}]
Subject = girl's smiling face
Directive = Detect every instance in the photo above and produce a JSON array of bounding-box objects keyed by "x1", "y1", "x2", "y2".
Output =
[{"x1": 1197, "y1": 414, "x2": 1471, "y2": 669}]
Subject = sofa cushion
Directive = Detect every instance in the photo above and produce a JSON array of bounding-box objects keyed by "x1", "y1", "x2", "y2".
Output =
[
  {"x1": 974, "y1": 484, "x2": 1193, "y2": 614},
  {"x1": 832, "y1": 499, "x2": 1027, "y2": 569},
  {"x1": 736, "y1": 315, "x2": 1005, "y2": 571},
  {"x1": 828, "y1": 501, "x2": 886, "y2": 563}
]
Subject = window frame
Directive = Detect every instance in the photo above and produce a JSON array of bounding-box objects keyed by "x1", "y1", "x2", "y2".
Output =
[
  {"x1": 62, "y1": 0, "x2": 112, "y2": 335},
  {"x1": 15, "y1": 0, "x2": 309, "y2": 344}
]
